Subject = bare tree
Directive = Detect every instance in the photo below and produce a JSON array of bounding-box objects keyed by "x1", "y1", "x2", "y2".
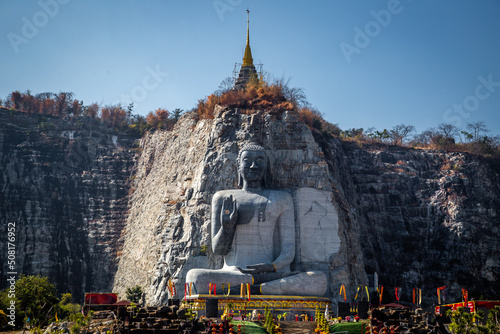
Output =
[
  {"x1": 390, "y1": 124, "x2": 415, "y2": 145},
  {"x1": 437, "y1": 123, "x2": 458, "y2": 139},
  {"x1": 215, "y1": 77, "x2": 235, "y2": 96},
  {"x1": 412, "y1": 128, "x2": 437, "y2": 146},
  {"x1": 466, "y1": 121, "x2": 489, "y2": 142},
  {"x1": 55, "y1": 92, "x2": 74, "y2": 116}
]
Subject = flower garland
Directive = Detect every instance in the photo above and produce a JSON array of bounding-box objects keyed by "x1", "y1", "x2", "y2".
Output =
[
  {"x1": 208, "y1": 283, "x2": 216, "y2": 297},
  {"x1": 377, "y1": 285, "x2": 384, "y2": 303},
  {"x1": 168, "y1": 279, "x2": 176, "y2": 298},
  {"x1": 394, "y1": 287, "x2": 401, "y2": 301},
  {"x1": 339, "y1": 284, "x2": 347, "y2": 301},
  {"x1": 412, "y1": 288, "x2": 422, "y2": 306},
  {"x1": 221, "y1": 283, "x2": 231, "y2": 297},
  {"x1": 240, "y1": 283, "x2": 251, "y2": 300},
  {"x1": 437, "y1": 286, "x2": 446, "y2": 304},
  {"x1": 462, "y1": 288, "x2": 468, "y2": 304}
]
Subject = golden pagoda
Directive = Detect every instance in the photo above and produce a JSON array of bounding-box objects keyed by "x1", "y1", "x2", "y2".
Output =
[{"x1": 234, "y1": 9, "x2": 258, "y2": 89}]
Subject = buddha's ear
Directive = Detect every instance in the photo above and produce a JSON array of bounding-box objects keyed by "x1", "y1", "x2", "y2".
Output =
[
  {"x1": 263, "y1": 156, "x2": 270, "y2": 187},
  {"x1": 238, "y1": 170, "x2": 243, "y2": 187}
]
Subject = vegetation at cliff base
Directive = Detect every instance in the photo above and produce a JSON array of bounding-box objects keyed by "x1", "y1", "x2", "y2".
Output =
[
  {"x1": 0, "y1": 275, "x2": 58, "y2": 328},
  {"x1": 125, "y1": 285, "x2": 144, "y2": 304},
  {"x1": 0, "y1": 275, "x2": 89, "y2": 330},
  {"x1": 447, "y1": 306, "x2": 500, "y2": 334}
]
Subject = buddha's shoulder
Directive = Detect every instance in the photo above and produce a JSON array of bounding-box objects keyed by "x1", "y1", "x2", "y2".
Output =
[
  {"x1": 269, "y1": 189, "x2": 293, "y2": 201},
  {"x1": 212, "y1": 189, "x2": 241, "y2": 200}
]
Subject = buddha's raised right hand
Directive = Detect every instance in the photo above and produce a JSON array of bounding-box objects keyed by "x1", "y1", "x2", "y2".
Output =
[{"x1": 221, "y1": 195, "x2": 238, "y2": 230}]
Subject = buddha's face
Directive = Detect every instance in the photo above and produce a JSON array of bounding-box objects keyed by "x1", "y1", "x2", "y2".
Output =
[{"x1": 239, "y1": 150, "x2": 266, "y2": 183}]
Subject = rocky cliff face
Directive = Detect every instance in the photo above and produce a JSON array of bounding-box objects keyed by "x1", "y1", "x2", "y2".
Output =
[
  {"x1": 2, "y1": 107, "x2": 498, "y2": 307},
  {"x1": 112, "y1": 107, "x2": 367, "y2": 304},
  {"x1": 342, "y1": 143, "x2": 500, "y2": 303},
  {"x1": 0, "y1": 110, "x2": 137, "y2": 299}
]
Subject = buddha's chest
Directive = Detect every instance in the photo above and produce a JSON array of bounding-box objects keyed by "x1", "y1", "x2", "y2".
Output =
[{"x1": 233, "y1": 192, "x2": 278, "y2": 226}]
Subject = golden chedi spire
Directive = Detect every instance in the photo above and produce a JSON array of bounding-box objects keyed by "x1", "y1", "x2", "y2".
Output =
[
  {"x1": 234, "y1": 8, "x2": 258, "y2": 90},
  {"x1": 242, "y1": 8, "x2": 253, "y2": 67}
]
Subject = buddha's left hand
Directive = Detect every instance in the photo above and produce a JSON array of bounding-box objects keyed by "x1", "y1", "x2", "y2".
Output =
[{"x1": 237, "y1": 263, "x2": 276, "y2": 274}]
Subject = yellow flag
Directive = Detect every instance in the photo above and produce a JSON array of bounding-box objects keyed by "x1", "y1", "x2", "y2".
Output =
[{"x1": 55, "y1": 312, "x2": 58, "y2": 321}]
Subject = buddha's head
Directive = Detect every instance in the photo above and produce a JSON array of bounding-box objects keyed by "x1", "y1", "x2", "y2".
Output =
[{"x1": 237, "y1": 143, "x2": 267, "y2": 187}]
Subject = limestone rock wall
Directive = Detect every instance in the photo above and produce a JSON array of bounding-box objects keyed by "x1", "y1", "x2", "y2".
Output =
[
  {"x1": 114, "y1": 108, "x2": 499, "y2": 306},
  {"x1": 343, "y1": 143, "x2": 500, "y2": 303},
  {"x1": 113, "y1": 108, "x2": 367, "y2": 304},
  {"x1": 0, "y1": 111, "x2": 137, "y2": 300},
  {"x1": 2, "y1": 107, "x2": 499, "y2": 307}
]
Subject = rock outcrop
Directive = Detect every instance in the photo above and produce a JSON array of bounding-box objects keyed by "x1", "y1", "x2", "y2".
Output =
[
  {"x1": 0, "y1": 110, "x2": 137, "y2": 299},
  {"x1": 343, "y1": 143, "x2": 500, "y2": 303},
  {"x1": 113, "y1": 107, "x2": 500, "y2": 306},
  {"x1": 1, "y1": 107, "x2": 498, "y2": 307},
  {"x1": 112, "y1": 107, "x2": 367, "y2": 305}
]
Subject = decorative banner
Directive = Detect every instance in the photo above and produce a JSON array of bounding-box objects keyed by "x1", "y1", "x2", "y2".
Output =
[
  {"x1": 413, "y1": 288, "x2": 416, "y2": 304},
  {"x1": 462, "y1": 289, "x2": 468, "y2": 304},
  {"x1": 365, "y1": 286, "x2": 370, "y2": 302},
  {"x1": 412, "y1": 288, "x2": 422, "y2": 305},
  {"x1": 222, "y1": 283, "x2": 231, "y2": 297},
  {"x1": 209, "y1": 283, "x2": 216, "y2": 297},
  {"x1": 467, "y1": 301, "x2": 475, "y2": 313},
  {"x1": 394, "y1": 287, "x2": 401, "y2": 301},
  {"x1": 377, "y1": 286, "x2": 384, "y2": 303},
  {"x1": 240, "y1": 283, "x2": 251, "y2": 300},
  {"x1": 168, "y1": 279, "x2": 176, "y2": 298},
  {"x1": 340, "y1": 284, "x2": 347, "y2": 301},
  {"x1": 354, "y1": 286, "x2": 360, "y2": 301},
  {"x1": 437, "y1": 286, "x2": 446, "y2": 304}
]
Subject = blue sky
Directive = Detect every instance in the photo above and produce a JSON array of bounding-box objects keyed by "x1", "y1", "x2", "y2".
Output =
[{"x1": 1, "y1": 0, "x2": 499, "y2": 135}]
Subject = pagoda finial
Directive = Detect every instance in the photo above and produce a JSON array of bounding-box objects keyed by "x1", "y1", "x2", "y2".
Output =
[
  {"x1": 242, "y1": 8, "x2": 253, "y2": 67},
  {"x1": 246, "y1": 8, "x2": 250, "y2": 46}
]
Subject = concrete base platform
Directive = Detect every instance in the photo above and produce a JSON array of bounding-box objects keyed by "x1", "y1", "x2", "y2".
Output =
[{"x1": 184, "y1": 294, "x2": 330, "y2": 315}]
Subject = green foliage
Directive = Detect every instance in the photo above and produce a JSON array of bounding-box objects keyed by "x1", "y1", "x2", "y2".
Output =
[
  {"x1": 57, "y1": 293, "x2": 82, "y2": 322},
  {"x1": 126, "y1": 285, "x2": 143, "y2": 304},
  {"x1": 264, "y1": 306, "x2": 276, "y2": 334},
  {"x1": 14, "y1": 275, "x2": 58, "y2": 328},
  {"x1": 485, "y1": 306, "x2": 500, "y2": 333},
  {"x1": 199, "y1": 244, "x2": 208, "y2": 256},
  {"x1": 315, "y1": 306, "x2": 329, "y2": 334},
  {"x1": 0, "y1": 309, "x2": 7, "y2": 328},
  {"x1": 446, "y1": 307, "x2": 494, "y2": 334},
  {"x1": 70, "y1": 323, "x2": 81, "y2": 334},
  {"x1": 37, "y1": 121, "x2": 56, "y2": 131}
]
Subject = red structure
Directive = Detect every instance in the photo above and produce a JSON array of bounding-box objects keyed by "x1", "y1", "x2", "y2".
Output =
[
  {"x1": 435, "y1": 300, "x2": 500, "y2": 314},
  {"x1": 84, "y1": 293, "x2": 118, "y2": 305}
]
